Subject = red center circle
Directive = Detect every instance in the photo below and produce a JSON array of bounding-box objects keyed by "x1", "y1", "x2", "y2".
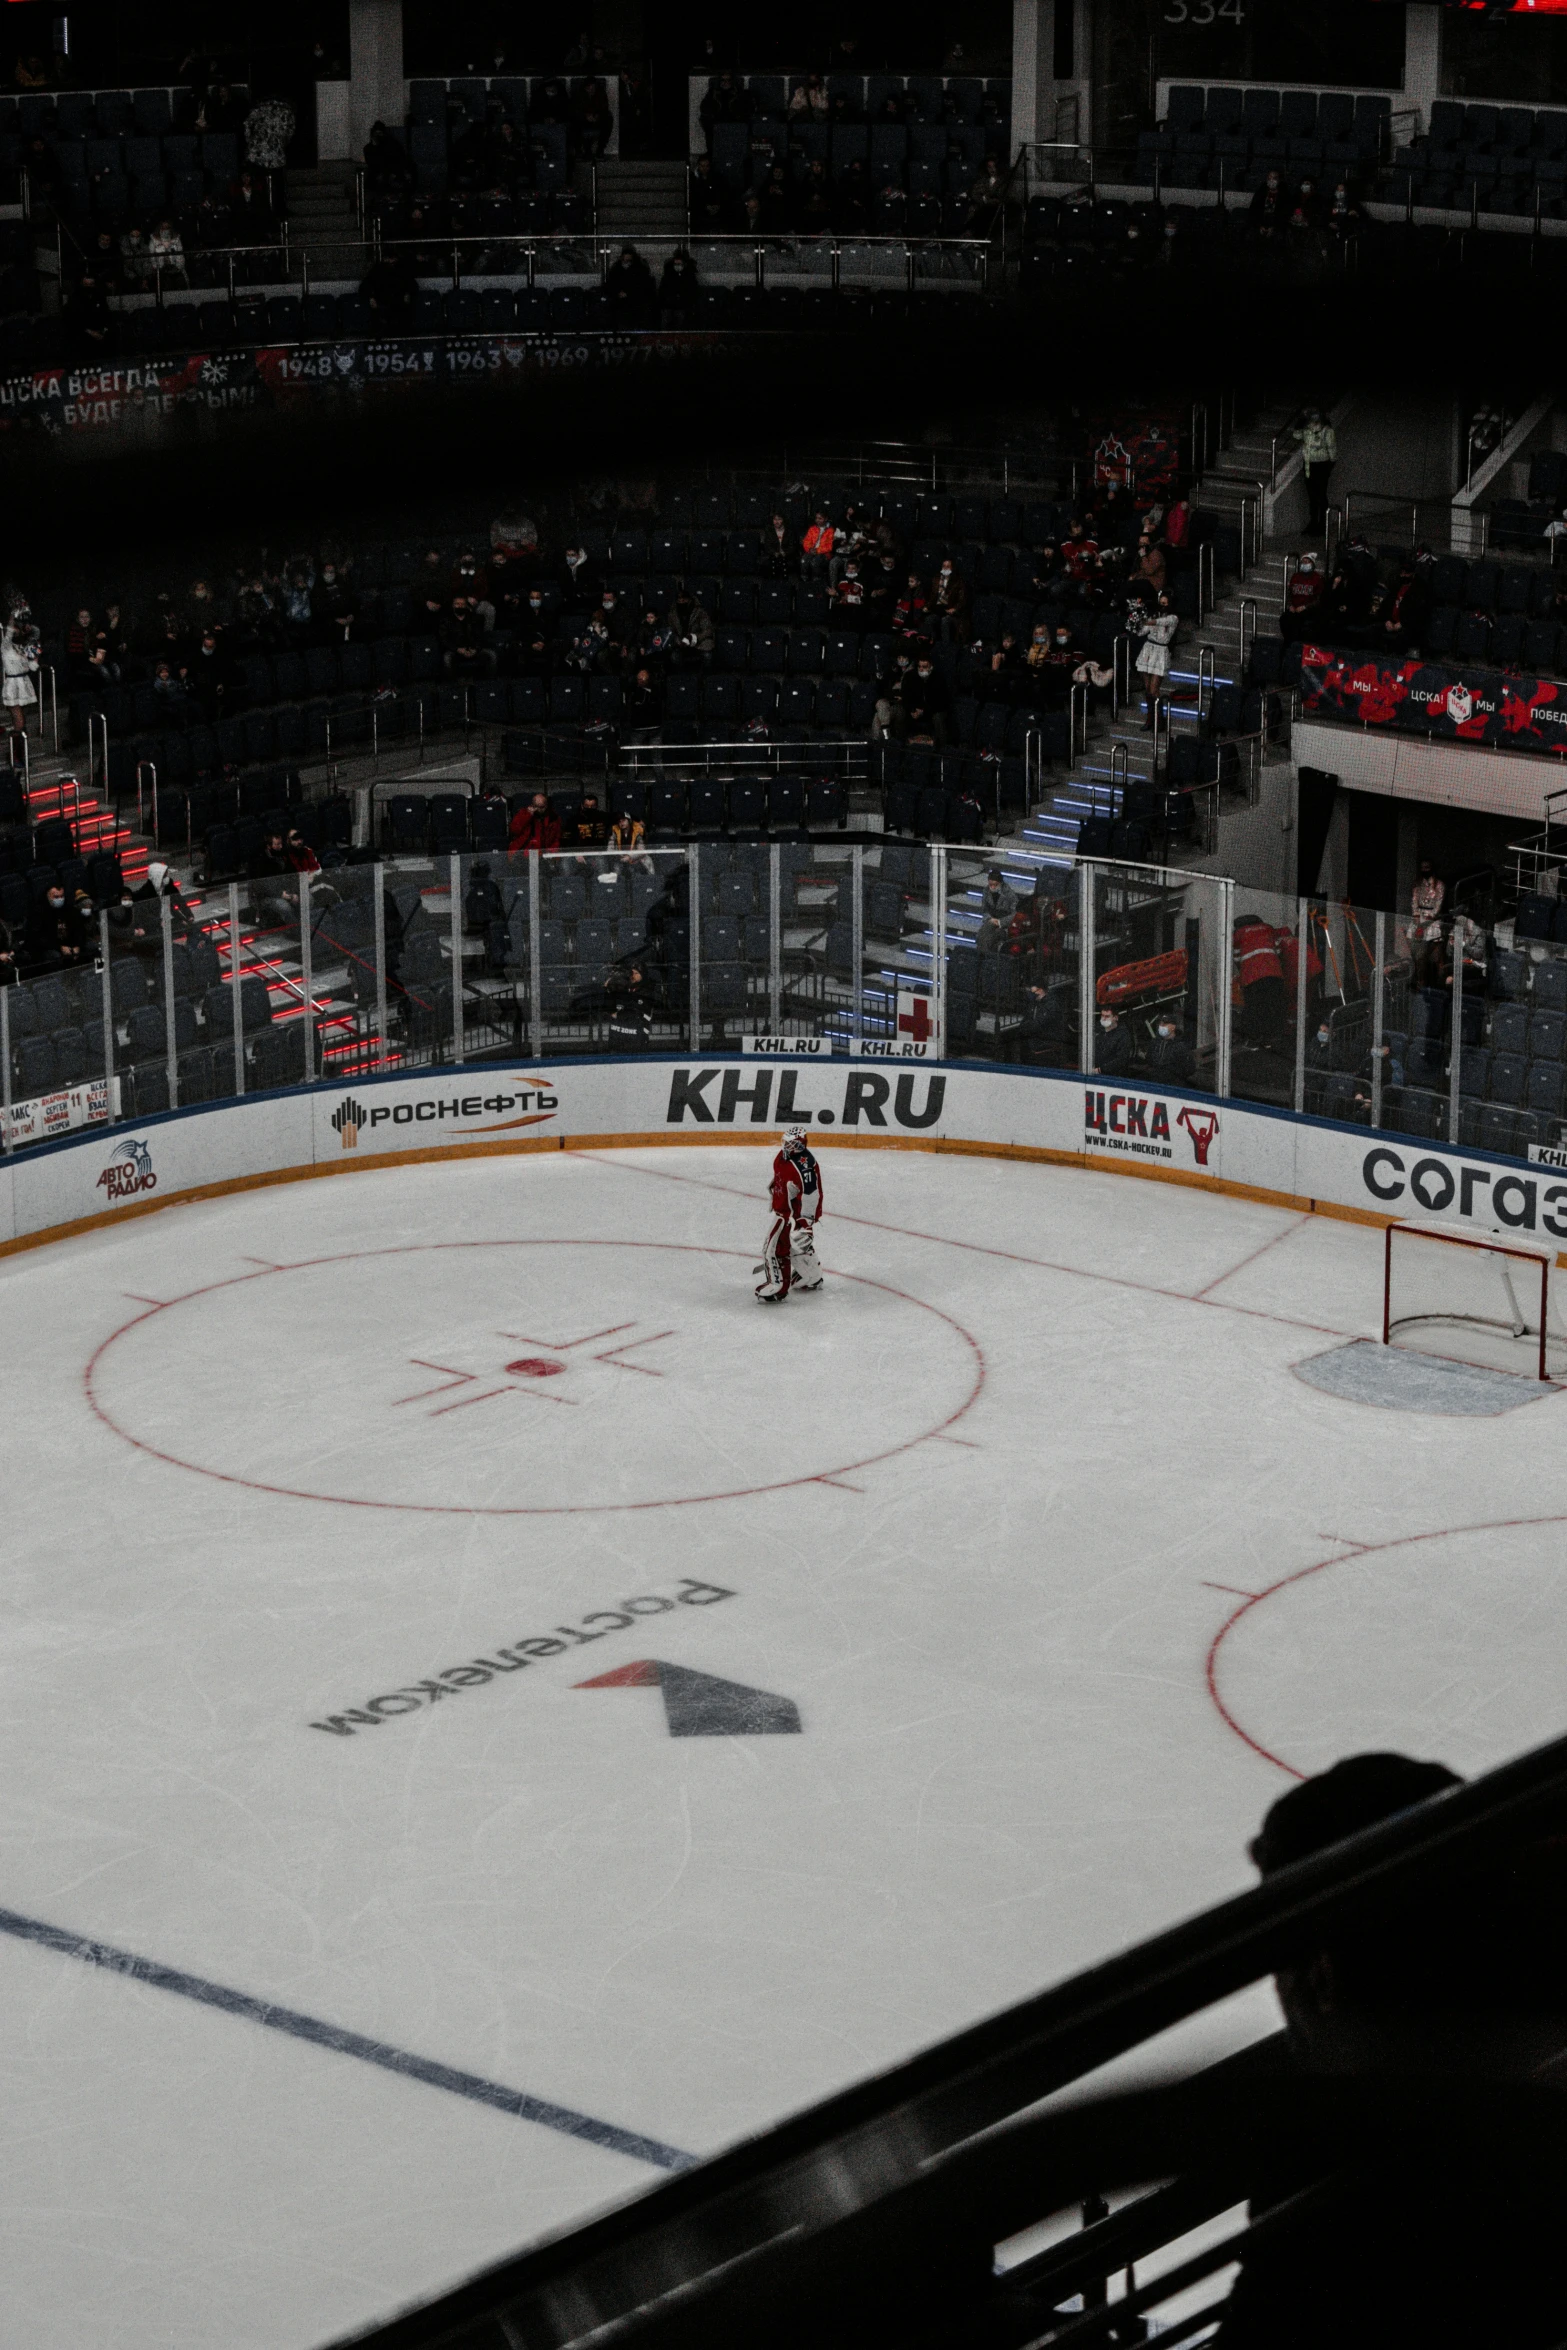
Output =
[{"x1": 84, "y1": 1238, "x2": 985, "y2": 1517}]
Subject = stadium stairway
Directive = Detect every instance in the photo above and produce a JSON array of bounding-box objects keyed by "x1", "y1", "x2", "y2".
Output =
[
  {"x1": 593, "y1": 159, "x2": 689, "y2": 241},
  {"x1": 20, "y1": 742, "x2": 153, "y2": 892},
  {"x1": 283, "y1": 162, "x2": 367, "y2": 276}
]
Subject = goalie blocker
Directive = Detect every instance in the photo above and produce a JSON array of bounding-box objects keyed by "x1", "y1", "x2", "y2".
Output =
[{"x1": 1383, "y1": 1219, "x2": 1567, "y2": 1383}]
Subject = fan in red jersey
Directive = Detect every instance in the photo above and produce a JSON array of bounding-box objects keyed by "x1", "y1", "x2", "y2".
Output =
[{"x1": 754, "y1": 1126, "x2": 825, "y2": 1302}]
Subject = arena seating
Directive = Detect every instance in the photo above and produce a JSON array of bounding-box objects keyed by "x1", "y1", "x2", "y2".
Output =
[
  {"x1": 1135, "y1": 84, "x2": 1391, "y2": 190},
  {"x1": 1270, "y1": 546, "x2": 1567, "y2": 683},
  {"x1": 1135, "y1": 82, "x2": 1567, "y2": 219},
  {"x1": 19, "y1": 455, "x2": 1253, "y2": 887}
]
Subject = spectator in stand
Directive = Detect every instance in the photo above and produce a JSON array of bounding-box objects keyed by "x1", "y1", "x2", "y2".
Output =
[
  {"x1": 762, "y1": 511, "x2": 795, "y2": 575},
  {"x1": 965, "y1": 156, "x2": 1006, "y2": 230},
  {"x1": 801, "y1": 513, "x2": 837, "y2": 579},
  {"x1": 568, "y1": 791, "x2": 611, "y2": 862},
  {"x1": 1352, "y1": 1038, "x2": 1403, "y2": 1119},
  {"x1": 930, "y1": 556, "x2": 969, "y2": 641},
  {"x1": 363, "y1": 121, "x2": 415, "y2": 211},
  {"x1": 20, "y1": 132, "x2": 62, "y2": 212},
  {"x1": 1095, "y1": 1004, "x2": 1134, "y2": 1075},
  {"x1": 1, "y1": 603, "x2": 38, "y2": 735},
  {"x1": 1280, "y1": 553, "x2": 1326, "y2": 643},
  {"x1": 976, "y1": 868, "x2": 1018, "y2": 951},
  {"x1": 700, "y1": 69, "x2": 753, "y2": 147},
  {"x1": 831, "y1": 562, "x2": 867, "y2": 628},
  {"x1": 673, "y1": 588, "x2": 715, "y2": 666},
  {"x1": 189, "y1": 629, "x2": 231, "y2": 715},
  {"x1": 605, "y1": 246, "x2": 655, "y2": 325},
  {"x1": 658, "y1": 249, "x2": 700, "y2": 327},
  {"x1": 1446, "y1": 909, "x2": 1486, "y2": 1004},
  {"x1": 508, "y1": 792, "x2": 562, "y2": 857},
  {"x1": 230, "y1": 169, "x2": 275, "y2": 239},
  {"x1": 148, "y1": 217, "x2": 187, "y2": 288},
  {"x1": 561, "y1": 544, "x2": 602, "y2": 613},
  {"x1": 64, "y1": 606, "x2": 96, "y2": 681},
  {"x1": 901, "y1": 653, "x2": 950, "y2": 745},
  {"x1": 1293, "y1": 406, "x2": 1337, "y2": 536},
  {"x1": 1017, "y1": 979, "x2": 1069, "y2": 1065},
  {"x1": 360, "y1": 249, "x2": 417, "y2": 332},
  {"x1": 893, "y1": 571, "x2": 929, "y2": 638},
  {"x1": 570, "y1": 77, "x2": 614, "y2": 159},
  {"x1": 1409, "y1": 864, "x2": 1447, "y2": 982},
  {"x1": 1250, "y1": 168, "x2": 1286, "y2": 241},
  {"x1": 119, "y1": 223, "x2": 155, "y2": 287},
  {"x1": 1148, "y1": 1013, "x2": 1195, "y2": 1085},
  {"x1": 688, "y1": 155, "x2": 733, "y2": 234},
  {"x1": 196, "y1": 81, "x2": 245, "y2": 133},
  {"x1": 65, "y1": 271, "x2": 112, "y2": 359},
  {"x1": 1133, "y1": 534, "x2": 1166, "y2": 596},
  {"x1": 26, "y1": 879, "x2": 91, "y2": 973},
  {"x1": 1133, "y1": 591, "x2": 1178, "y2": 729},
  {"x1": 788, "y1": 72, "x2": 829, "y2": 121}
]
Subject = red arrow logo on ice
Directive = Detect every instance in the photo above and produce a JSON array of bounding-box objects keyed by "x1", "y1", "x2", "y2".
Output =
[{"x1": 576, "y1": 1660, "x2": 802, "y2": 1737}]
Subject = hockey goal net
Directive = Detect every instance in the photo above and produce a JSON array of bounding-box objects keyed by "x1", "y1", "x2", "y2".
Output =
[{"x1": 1383, "y1": 1221, "x2": 1567, "y2": 1383}]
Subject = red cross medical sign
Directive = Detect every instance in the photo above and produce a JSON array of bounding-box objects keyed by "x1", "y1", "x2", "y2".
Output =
[{"x1": 895, "y1": 989, "x2": 940, "y2": 1055}]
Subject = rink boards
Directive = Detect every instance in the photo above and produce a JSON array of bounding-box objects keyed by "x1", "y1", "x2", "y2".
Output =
[{"x1": 0, "y1": 1055, "x2": 1564, "y2": 1258}]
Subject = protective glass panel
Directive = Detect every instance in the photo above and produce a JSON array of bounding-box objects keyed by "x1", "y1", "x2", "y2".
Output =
[
  {"x1": 695, "y1": 839, "x2": 769, "y2": 1051},
  {"x1": 945, "y1": 845, "x2": 1074, "y2": 1067},
  {"x1": 1089, "y1": 864, "x2": 1220, "y2": 1094},
  {"x1": 534, "y1": 844, "x2": 691, "y2": 1058},
  {"x1": 1225, "y1": 885, "x2": 1307, "y2": 1113}
]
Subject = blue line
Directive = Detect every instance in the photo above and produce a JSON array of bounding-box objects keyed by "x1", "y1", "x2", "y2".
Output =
[{"x1": 0, "y1": 1904, "x2": 695, "y2": 2173}]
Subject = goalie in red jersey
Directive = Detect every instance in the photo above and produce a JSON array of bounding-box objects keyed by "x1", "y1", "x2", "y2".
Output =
[{"x1": 754, "y1": 1126, "x2": 825, "y2": 1302}]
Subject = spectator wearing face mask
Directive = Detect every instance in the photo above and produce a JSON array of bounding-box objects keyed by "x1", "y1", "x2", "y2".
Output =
[
  {"x1": 930, "y1": 558, "x2": 969, "y2": 642},
  {"x1": 26, "y1": 880, "x2": 91, "y2": 972},
  {"x1": 1148, "y1": 1012, "x2": 1195, "y2": 1085},
  {"x1": 899, "y1": 653, "x2": 950, "y2": 745},
  {"x1": 1095, "y1": 1004, "x2": 1134, "y2": 1075}
]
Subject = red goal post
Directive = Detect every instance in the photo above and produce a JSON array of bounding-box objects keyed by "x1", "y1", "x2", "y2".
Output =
[{"x1": 1382, "y1": 1220, "x2": 1564, "y2": 1383}]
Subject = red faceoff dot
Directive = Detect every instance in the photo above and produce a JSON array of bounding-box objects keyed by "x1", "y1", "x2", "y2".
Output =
[{"x1": 506, "y1": 1358, "x2": 565, "y2": 1378}]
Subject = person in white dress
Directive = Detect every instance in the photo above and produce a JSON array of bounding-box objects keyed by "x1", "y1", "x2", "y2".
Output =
[
  {"x1": 1133, "y1": 590, "x2": 1179, "y2": 730},
  {"x1": 1, "y1": 606, "x2": 38, "y2": 736}
]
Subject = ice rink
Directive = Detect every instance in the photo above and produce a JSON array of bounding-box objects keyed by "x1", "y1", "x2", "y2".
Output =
[{"x1": 2, "y1": 1140, "x2": 1564, "y2": 2350}]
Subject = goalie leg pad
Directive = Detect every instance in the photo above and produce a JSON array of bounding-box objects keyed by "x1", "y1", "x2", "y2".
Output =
[
  {"x1": 755, "y1": 1215, "x2": 792, "y2": 1301},
  {"x1": 791, "y1": 1226, "x2": 822, "y2": 1290}
]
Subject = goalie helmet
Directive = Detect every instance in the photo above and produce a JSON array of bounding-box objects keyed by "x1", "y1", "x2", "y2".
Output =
[{"x1": 781, "y1": 1125, "x2": 808, "y2": 1156}]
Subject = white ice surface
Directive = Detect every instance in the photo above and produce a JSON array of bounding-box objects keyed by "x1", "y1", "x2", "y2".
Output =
[{"x1": 2, "y1": 1144, "x2": 1565, "y2": 2349}]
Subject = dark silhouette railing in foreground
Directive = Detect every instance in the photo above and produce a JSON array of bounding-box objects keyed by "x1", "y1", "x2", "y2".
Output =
[{"x1": 326, "y1": 1730, "x2": 1567, "y2": 2350}]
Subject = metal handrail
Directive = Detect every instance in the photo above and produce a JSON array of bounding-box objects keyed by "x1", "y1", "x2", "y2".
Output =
[{"x1": 1238, "y1": 596, "x2": 1257, "y2": 678}]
